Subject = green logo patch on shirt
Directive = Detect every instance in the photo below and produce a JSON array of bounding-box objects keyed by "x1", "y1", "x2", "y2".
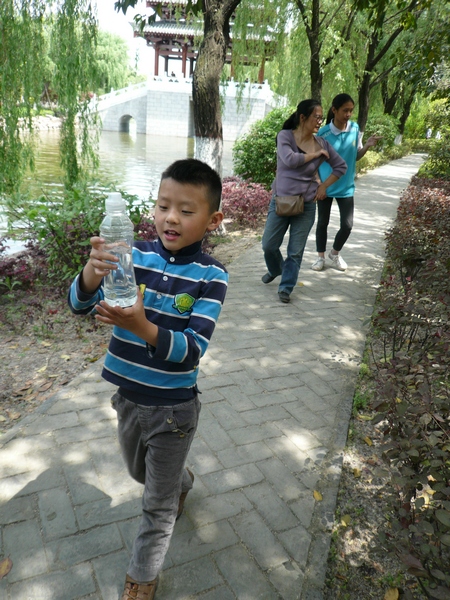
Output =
[{"x1": 173, "y1": 293, "x2": 195, "y2": 314}]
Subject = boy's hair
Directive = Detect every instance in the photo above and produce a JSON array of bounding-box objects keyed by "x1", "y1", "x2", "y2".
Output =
[{"x1": 161, "y1": 158, "x2": 222, "y2": 213}]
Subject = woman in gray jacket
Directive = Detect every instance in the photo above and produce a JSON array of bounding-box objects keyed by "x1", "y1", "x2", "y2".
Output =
[{"x1": 261, "y1": 99, "x2": 347, "y2": 303}]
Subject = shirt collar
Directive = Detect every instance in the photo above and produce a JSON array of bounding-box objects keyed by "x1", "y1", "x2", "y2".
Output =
[
  {"x1": 329, "y1": 120, "x2": 352, "y2": 135},
  {"x1": 156, "y1": 238, "x2": 203, "y2": 263}
]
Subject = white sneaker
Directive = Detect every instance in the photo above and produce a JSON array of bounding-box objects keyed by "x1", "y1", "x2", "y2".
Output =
[
  {"x1": 311, "y1": 257, "x2": 325, "y2": 271},
  {"x1": 328, "y1": 251, "x2": 347, "y2": 271}
]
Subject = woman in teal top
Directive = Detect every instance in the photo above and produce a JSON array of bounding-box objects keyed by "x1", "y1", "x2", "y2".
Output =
[{"x1": 312, "y1": 93, "x2": 381, "y2": 271}]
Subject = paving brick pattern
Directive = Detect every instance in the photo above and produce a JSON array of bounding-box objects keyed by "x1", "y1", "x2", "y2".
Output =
[{"x1": 0, "y1": 155, "x2": 424, "y2": 599}]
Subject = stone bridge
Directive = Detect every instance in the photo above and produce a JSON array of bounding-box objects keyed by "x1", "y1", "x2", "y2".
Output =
[{"x1": 93, "y1": 77, "x2": 284, "y2": 142}]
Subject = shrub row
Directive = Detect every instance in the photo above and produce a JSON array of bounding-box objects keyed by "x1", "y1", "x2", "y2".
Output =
[{"x1": 367, "y1": 176, "x2": 450, "y2": 598}]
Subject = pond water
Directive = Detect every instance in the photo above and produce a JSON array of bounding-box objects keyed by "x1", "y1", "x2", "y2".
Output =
[{"x1": 2, "y1": 129, "x2": 235, "y2": 253}]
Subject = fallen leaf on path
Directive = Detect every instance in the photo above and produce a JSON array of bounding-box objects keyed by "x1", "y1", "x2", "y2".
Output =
[
  {"x1": 6, "y1": 411, "x2": 21, "y2": 420},
  {"x1": 341, "y1": 514, "x2": 351, "y2": 526},
  {"x1": 60, "y1": 355, "x2": 71, "y2": 361},
  {"x1": 363, "y1": 436, "x2": 373, "y2": 446},
  {"x1": 0, "y1": 415, "x2": 7, "y2": 422},
  {"x1": 39, "y1": 382, "x2": 53, "y2": 392},
  {"x1": 37, "y1": 364, "x2": 47, "y2": 373},
  {"x1": 353, "y1": 468, "x2": 361, "y2": 478},
  {"x1": 16, "y1": 383, "x2": 32, "y2": 391},
  {"x1": 313, "y1": 490, "x2": 323, "y2": 501},
  {"x1": 0, "y1": 557, "x2": 13, "y2": 579},
  {"x1": 384, "y1": 588, "x2": 399, "y2": 600}
]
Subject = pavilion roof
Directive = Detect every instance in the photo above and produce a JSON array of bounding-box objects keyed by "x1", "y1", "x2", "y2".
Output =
[{"x1": 139, "y1": 20, "x2": 203, "y2": 39}]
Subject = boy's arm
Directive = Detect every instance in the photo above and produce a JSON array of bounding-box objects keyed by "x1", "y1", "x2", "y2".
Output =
[
  {"x1": 148, "y1": 270, "x2": 228, "y2": 366},
  {"x1": 68, "y1": 236, "x2": 120, "y2": 315},
  {"x1": 97, "y1": 269, "x2": 228, "y2": 363}
]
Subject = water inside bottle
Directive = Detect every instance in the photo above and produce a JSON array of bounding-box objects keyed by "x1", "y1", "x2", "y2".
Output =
[{"x1": 103, "y1": 244, "x2": 137, "y2": 307}]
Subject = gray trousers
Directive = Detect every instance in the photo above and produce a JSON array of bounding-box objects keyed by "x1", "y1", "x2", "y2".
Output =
[{"x1": 111, "y1": 391, "x2": 200, "y2": 583}]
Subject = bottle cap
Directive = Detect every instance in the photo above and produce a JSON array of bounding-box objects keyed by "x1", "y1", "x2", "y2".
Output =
[{"x1": 105, "y1": 192, "x2": 125, "y2": 212}]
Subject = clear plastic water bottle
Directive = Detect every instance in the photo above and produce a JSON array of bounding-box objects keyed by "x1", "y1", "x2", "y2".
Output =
[{"x1": 99, "y1": 192, "x2": 137, "y2": 307}]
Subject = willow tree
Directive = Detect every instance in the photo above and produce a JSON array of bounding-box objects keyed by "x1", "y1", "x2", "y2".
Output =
[
  {"x1": 0, "y1": 0, "x2": 98, "y2": 196},
  {"x1": 376, "y1": 1, "x2": 450, "y2": 134},
  {"x1": 50, "y1": 0, "x2": 98, "y2": 186},
  {"x1": 0, "y1": 0, "x2": 47, "y2": 194}
]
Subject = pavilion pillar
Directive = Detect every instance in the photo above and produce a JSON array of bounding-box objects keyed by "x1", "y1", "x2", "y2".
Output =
[
  {"x1": 182, "y1": 44, "x2": 187, "y2": 78},
  {"x1": 154, "y1": 46, "x2": 160, "y2": 76},
  {"x1": 164, "y1": 56, "x2": 169, "y2": 75}
]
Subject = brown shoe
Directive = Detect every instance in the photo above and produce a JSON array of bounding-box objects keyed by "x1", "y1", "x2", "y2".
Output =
[
  {"x1": 176, "y1": 468, "x2": 194, "y2": 519},
  {"x1": 121, "y1": 574, "x2": 158, "y2": 600}
]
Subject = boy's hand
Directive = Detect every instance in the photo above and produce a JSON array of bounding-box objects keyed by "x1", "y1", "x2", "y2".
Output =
[
  {"x1": 95, "y1": 289, "x2": 157, "y2": 344},
  {"x1": 88, "y1": 236, "x2": 119, "y2": 277}
]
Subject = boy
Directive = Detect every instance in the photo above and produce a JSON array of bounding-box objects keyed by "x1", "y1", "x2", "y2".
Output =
[{"x1": 68, "y1": 159, "x2": 228, "y2": 600}]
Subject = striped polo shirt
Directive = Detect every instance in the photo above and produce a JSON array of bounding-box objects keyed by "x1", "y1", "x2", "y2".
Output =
[{"x1": 68, "y1": 238, "x2": 228, "y2": 404}]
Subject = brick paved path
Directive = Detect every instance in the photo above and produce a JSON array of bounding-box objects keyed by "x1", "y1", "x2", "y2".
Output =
[{"x1": 0, "y1": 155, "x2": 424, "y2": 599}]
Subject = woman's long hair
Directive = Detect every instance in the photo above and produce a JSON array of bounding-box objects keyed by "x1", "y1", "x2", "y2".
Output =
[
  {"x1": 282, "y1": 99, "x2": 321, "y2": 130},
  {"x1": 326, "y1": 93, "x2": 355, "y2": 124}
]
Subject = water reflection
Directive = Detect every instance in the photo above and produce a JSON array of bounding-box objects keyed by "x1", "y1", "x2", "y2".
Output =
[{"x1": 24, "y1": 130, "x2": 235, "y2": 203}]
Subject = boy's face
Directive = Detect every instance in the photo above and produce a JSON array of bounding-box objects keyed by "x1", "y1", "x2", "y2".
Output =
[{"x1": 155, "y1": 178, "x2": 223, "y2": 254}]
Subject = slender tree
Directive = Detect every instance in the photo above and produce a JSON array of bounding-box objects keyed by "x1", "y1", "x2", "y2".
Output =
[
  {"x1": 192, "y1": 0, "x2": 241, "y2": 173},
  {"x1": 51, "y1": 0, "x2": 98, "y2": 186},
  {"x1": 292, "y1": 0, "x2": 358, "y2": 103},
  {"x1": 379, "y1": 1, "x2": 450, "y2": 132},
  {"x1": 0, "y1": 0, "x2": 99, "y2": 194},
  {"x1": 116, "y1": 0, "x2": 244, "y2": 174},
  {"x1": 0, "y1": 0, "x2": 47, "y2": 194}
]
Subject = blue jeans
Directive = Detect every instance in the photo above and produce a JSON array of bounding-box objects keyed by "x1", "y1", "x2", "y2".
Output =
[
  {"x1": 262, "y1": 195, "x2": 317, "y2": 295},
  {"x1": 111, "y1": 392, "x2": 200, "y2": 582}
]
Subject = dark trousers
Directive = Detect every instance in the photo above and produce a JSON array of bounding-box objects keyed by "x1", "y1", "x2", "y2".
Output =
[
  {"x1": 111, "y1": 392, "x2": 200, "y2": 582},
  {"x1": 315, "y1": 196, "x2": 354, "y2": 253}
]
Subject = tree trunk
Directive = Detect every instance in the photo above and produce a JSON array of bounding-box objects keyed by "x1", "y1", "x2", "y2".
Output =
[
  {"x1": 398, "y1": 91, "x2": 415, "y2": 135},
  {"x1": 308, "y1": 0, "x2": 322, "y2": 102},
  {"x1": 357, "y1": 72, "x2": 371, "y2": 134},
  {"x1": 192, "y1": 21, "x2": 225, "y2": 174},
  {"x1": 356, "y1": 0, "x2": 418, "y2": 134},
  {"x1": 381, "y1": 79, "x2": 400, "y2": 115},
  {"x1": 192, "y1": 0, "x2": 240, "y2": 176},
  {"x1": 309, "y1": 38, "x2": 322, "y2": 103}
]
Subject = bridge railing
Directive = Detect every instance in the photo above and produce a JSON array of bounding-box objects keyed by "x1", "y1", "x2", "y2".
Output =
[
  {"x1": 91, "y1": 82, "x2": 148, "y2": 111},
  {"x1": 92, "y1": 75, "x2": 285, "y2": 113}
]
